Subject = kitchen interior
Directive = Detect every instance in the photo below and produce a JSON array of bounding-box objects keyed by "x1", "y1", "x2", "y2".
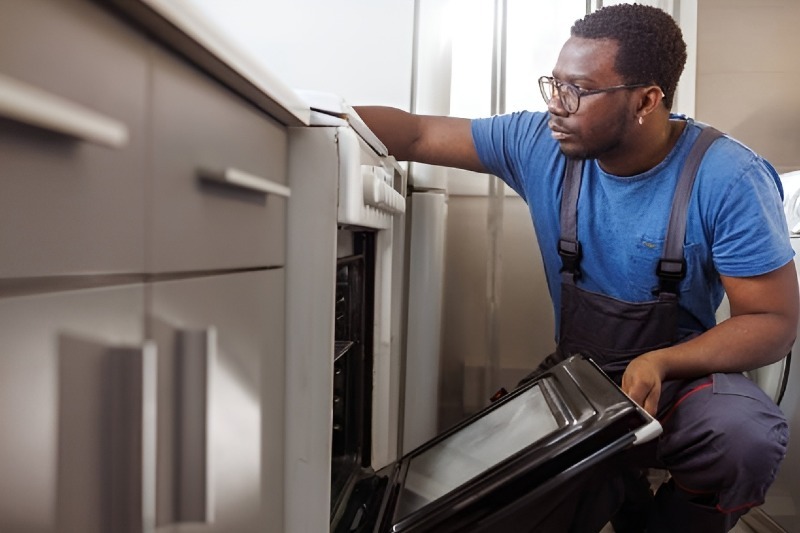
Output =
[{"x1": 1, "y1": 0, "x2": 799, "y2": 532}]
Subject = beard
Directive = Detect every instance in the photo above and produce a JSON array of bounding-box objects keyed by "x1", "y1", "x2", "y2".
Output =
[{"x1": 557, "y1": 114, "x2": 631, "y2": 160}]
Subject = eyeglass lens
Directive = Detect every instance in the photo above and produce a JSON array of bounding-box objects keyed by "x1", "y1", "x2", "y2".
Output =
[{"x1": 539, "y1": 77, "x2": 579, "y2": 113}]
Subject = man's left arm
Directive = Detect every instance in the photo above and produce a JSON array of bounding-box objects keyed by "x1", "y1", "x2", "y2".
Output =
[{"x1": 623, "y1": 260, "x2": 799, "y2": 415}]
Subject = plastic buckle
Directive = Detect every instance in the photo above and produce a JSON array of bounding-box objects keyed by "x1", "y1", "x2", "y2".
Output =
[
  {"x1": 656, "y1": 258, "x2": 686, "y2": 294},
  {"x1": 558, "y1": 238, "x2": 582, "y2": 275},
  {"x1": 656, "y1": 258, "x2": 686, "y2": 281}
]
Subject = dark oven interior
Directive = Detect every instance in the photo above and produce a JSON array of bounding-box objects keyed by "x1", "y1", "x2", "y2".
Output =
[{"x1": 331, "y1": 230, "x2": 376, "y2": 525}]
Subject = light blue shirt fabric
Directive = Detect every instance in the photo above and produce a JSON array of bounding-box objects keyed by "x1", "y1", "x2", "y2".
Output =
[{"x1": 471, "y1": 111, "x2": 794, "y2": 340}]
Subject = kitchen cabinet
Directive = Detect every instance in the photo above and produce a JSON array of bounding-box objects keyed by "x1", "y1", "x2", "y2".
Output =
[
  {"x1": 0, "y1": 1, "x2": 290, "y2": 531},
  {"x1": 149, "y1": 47, "x2": 288, "y2": 274},
  {"x1": 0, "y1": 285, "x2": 149, "y2": 533},
  {"x1": 0, "y1": 0, "x2": 149, "y2": 277},
  {"x1": 0, "y1": 273, "x2": 286, "y2": 533},
  {"x1": 149, "y1": 270, "x2": 285, "y2": 533}
]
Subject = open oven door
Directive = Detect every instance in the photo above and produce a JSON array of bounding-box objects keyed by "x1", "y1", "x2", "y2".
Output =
[{"x1": 332, "y1": 355, "x2": 661, "y2": 533}]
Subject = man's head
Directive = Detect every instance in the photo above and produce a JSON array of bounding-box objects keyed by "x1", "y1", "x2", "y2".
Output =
[
  {"x1": 571, "y1": 4, "x2": 686, "y2": 110},
  {"x1": 542, "y1": 5, "x2": 688, "y2": 167}
]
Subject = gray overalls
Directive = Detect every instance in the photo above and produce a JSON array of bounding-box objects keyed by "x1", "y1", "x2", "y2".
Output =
[{"x1": 539, "y1": 127, "x2": 789, "y2": 532}]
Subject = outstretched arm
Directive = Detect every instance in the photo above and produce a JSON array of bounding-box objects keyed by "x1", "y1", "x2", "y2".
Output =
[{"x1": 354, "y1": 106, "x2": 488, "y2": 173}]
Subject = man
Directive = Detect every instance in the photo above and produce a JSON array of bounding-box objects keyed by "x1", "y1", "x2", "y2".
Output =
[{"x1": 355, "y1": 4, "x2": 798, "y2": 532}]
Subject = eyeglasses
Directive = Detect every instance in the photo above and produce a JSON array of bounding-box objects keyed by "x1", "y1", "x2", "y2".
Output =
[{"x1": 538, "y1": 75, "x2": 648, "y2": 114}]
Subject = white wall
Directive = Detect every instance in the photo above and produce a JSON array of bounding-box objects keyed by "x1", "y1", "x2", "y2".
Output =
[
  {"x1": 696, "y1": 0, "x2": 800, "y2": 174},
  {"x1": 181, "y1": 0, "x2": 415, "y2": 110}
]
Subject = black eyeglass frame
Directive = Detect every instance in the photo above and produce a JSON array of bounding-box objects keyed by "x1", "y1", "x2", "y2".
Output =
[{"x1": 538, "y1": 75, "x2": 649, "y2": 114}]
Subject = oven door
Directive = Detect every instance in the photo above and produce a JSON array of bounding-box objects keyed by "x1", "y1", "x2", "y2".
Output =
[{"x1": 334, "y1": 355, "x2": 661, "y2": 533}]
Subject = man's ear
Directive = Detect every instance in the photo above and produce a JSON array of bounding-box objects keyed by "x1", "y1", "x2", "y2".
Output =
[{"x1": 638, "y1": 86, "x2": 666, "y2": 117}]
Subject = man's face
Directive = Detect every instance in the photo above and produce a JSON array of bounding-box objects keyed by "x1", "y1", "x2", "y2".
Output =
[{"x1": 546, "y1": 37, "x2": 637, "y2": 160}]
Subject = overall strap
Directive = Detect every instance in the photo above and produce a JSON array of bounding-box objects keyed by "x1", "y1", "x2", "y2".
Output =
[
  {"x1": 558, "y1": 158, "x2": 585, "y2": 281},
  {"x1": 557, "y1": 125, "x2": 724, "y2": 291},
  {"x1": 657, "y1": 126, "x2": 724, "y2": 295}
]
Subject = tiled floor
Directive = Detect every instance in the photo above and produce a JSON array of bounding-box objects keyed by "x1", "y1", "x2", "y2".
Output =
[
  {"x1": 599, "y1": 518, "x2": 759, "y2": 532},
  {"x1": 732, "y1": 521, "x2": 760, "y2": 533}
]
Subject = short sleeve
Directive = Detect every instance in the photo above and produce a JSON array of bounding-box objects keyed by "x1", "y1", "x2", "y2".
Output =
[
  {"x1": 470, "y1": 111, "x2": 553, "y2": 200},
  {"x1": 707, "y1": 147, "x2": 794, "y2": 277}
]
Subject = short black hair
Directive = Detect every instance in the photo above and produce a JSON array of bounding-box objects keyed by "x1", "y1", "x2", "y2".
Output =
[{"x1": 571, "y1": 3, "x2": 686, "y2": 109}]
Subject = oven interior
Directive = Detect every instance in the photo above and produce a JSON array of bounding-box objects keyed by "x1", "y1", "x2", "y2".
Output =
[{"x1": 331, "y1": 229, "x2": 376, "y2": 524}]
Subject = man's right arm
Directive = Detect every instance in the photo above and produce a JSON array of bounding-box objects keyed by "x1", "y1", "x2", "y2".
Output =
[{"x1": 353, "y1": 106, "x2": 488, "y2": 174}]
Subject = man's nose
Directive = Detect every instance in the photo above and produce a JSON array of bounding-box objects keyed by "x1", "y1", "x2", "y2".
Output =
[{"x1": 547, "y1": 94, "x2": 569, "y2": 116}]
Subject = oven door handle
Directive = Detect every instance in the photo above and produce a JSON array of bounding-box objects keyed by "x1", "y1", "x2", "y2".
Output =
[
  {"x1": 198, "y1": 166, "x2": 291, "y2": 198},
  {"x1": 0, "y1": 73, "x2": 129, "y2": 148}
]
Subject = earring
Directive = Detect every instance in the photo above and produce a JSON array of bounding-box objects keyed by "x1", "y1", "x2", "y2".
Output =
[{"x1": 638, "y1": 116, "x2": 644, "y2": 125}]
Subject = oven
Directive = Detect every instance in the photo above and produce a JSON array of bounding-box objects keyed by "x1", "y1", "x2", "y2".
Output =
[{"x1": 285, "y1": 97, "x2": 408, "y2": 532}]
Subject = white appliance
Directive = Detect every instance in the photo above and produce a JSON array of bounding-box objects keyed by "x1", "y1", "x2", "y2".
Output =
[
  {"x1": 402, "y1": 185, "x2": 448, "y2": 453},
  {"x1": 284, "y1": 92, "x2": 407, "y2": 533}
]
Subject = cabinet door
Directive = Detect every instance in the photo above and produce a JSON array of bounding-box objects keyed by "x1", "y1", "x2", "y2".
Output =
[
  {"x1": 149, "y1": 48, "x2": 288, "y2": 274},
  {"x1": 0, "y1": 284, "x2": 150, "y2": 533},
  {"x1": 0, "y1": 0, "x2": 148, "y2": 277},
  {"x1": 149, "y1": 269, "x2": 285, "y2": 533}
]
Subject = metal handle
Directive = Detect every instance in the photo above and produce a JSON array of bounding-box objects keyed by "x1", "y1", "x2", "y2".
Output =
[
  {"x1": 0, "y1": 73, "x2": 129, "y2": 148},
  {"x1": 109, "y1": 342, "x2": 158, "y2": 533},
  {"x1": 199, "y1": 167, "x2": 291, "y2": 197},
  {"x1": 175, "y1": 327, "x2": 216, "y2": 523}
]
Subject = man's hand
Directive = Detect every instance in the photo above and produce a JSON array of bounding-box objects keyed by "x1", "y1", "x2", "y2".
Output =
[{"x1": 621, "y1": 353, "x2": 666, "y2": 417}]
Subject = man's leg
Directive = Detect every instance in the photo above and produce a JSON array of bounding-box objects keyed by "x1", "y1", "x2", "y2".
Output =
[{"x1": 648, "y1": 373, "x2": 789, "y2": 532}]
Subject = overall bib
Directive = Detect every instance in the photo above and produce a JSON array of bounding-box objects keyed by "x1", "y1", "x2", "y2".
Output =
[
  {"x1": 526, "y1": 126, "x2": 789, "y2": 532},
  {"x1": 554, "y1": 128, "x2": 721, "y2": 377}
]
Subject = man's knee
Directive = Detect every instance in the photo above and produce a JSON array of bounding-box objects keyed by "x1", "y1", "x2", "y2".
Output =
[{"x1": 661, "y1": 373, "x2": 789, "y2": 508}]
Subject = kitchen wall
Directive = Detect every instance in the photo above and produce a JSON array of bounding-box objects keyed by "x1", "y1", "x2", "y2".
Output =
[
  {"x1": 696, "y1": 0, "x2": 800, "y2": 174},
  {"x1": 439, "y1": 194, "x2": 555, "y2": 423},
  {"x1": 181, "y1": 0, "x2": 415, "y2": 110}
]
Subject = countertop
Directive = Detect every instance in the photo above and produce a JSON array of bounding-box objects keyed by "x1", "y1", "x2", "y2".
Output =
[{"x1": 104, "y1": 0, "x2": 311, "y2": 127}]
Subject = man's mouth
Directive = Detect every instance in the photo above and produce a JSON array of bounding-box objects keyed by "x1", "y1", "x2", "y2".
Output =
[{"x1": 548, "y1": 121, "x2": 571, "y2": 140}]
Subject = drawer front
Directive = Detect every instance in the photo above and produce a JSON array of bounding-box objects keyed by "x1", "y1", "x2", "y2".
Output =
[
  {"x1": 150, "y1": 49, "x2": 288, "y2": 273},
  {"x1": 0, "y1": 284, "x2": 147, "y2": 532},
  {"x1": 0, "y1": 0, "x2": 148, "y2": 278},
  {"x1": 149, "y1": 269, "x2": 285, "y2": 532}
]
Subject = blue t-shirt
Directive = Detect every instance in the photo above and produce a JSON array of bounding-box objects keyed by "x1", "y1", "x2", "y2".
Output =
[{"x1": 471, "y1": 111, "x2": 794, "y2": 340}]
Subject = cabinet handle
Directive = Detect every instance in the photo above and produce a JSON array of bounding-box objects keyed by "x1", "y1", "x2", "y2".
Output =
[
  {"x1": 109, "y1": 342, "x2": 158, "y2": 533},
  {"x1": 0, "y1": 73, "x2": 129, "y2": 148},
  {"x1": 175, "y1": 327, "x2": 216, "y2": 523},
  {"x1": 199, "y1": 167, "x2": 291, "y2": 198}
]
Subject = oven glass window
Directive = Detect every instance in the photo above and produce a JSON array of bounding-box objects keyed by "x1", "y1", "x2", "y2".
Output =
[{"x1": 395, "y1": 382, "x2": 562, "y2": 520}]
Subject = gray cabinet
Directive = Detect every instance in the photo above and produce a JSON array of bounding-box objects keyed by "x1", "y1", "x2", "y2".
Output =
[
  {"x1": 0, "y1": 0, "x2": 149, "y2": 277},
  {"x1": 149, "y1": 48, "x2": 288, "y2": 274},
  {"x1": 0, "y1": 1, "x2": 289, "y2": 531},
  {"x1": 0, "y1": 273, "x2": 287, "y2": 533},
  {"x1": 0, "y1": 285, "x2": 150, "y2": 533},
  {"x1": 149, "y1": 270, "x2": 285, "y2": 533}
]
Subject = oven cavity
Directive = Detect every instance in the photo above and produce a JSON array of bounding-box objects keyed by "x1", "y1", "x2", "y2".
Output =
[{"x1": 331, "y1": 231, "x2": 376, "y2": 525}]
